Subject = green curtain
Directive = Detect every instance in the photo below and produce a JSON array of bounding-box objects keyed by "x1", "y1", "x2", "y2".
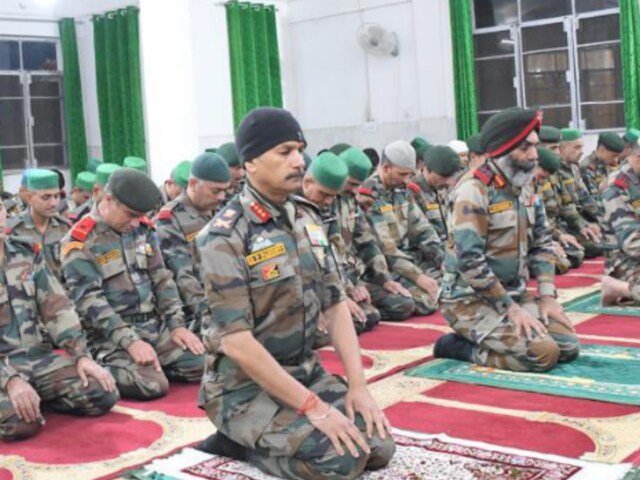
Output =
[
  {"x1": 620, "y1": 0, "x2": 640, "y2": 129},
  {"x1": 449, "y1": 0, "x2": 479, "y2": 139},
  {"x1": 226, "y1": 1, "x2": 283, "y2": 128},
  {"x1": 93, "y1": 7, "x2": 145, "y2": 165},
  {"x1": 59, "y1": 18, "x2": 88, "y2": 181}
]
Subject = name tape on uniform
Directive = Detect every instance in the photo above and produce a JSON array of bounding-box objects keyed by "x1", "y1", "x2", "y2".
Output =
[
  {"x1": 186, "y1": 231, "x2": 199, "y2": 243},
  {"x1": 488, "y1": 200, "x2": 513, "y2": 214},
  {"x1": 96, "y1": 249, "x2": 122, "y2": 266},
  {"x1": 246, "y1": 243, "x2": 286, "y2": 267},
  {"x1": 426, "y1": 203, "x2": 440, "y2": 211}
]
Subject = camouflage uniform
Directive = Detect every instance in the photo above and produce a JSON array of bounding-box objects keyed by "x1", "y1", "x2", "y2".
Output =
[
  {"x1": 579, "y1": 151, "x2": 609, "y2": 217},
  {"x1": 68, "y1": 199, "x2": 93, "y2": 225},
  {"x1": 328, "y1": 193, "x2": 415, "y2": 325},
  {"x1": 5, "y1": 195, "x2": 26, "y2": 218},
  {"x1": 197, "y1": 184, "x2": 394, "y2": 480},
  {"x1": 440, "y1": 163, "x2": 580, "y2": 372},
  {"x1": 7, "y1": 210, "x2": 71, "y2": 283},
  {"x1": 555, "y1": 162, "x2": 603, "y2": 257},
  {"x1": 61, "y1": 207, "x2": 204, "y2": 400},
  {"x1": 408, "y1": 174, "x2": 448, "y2": 245},
  {"x1": 155, "y1": 192, "x2": 214, "y2": 332},
  {"x1": 535, "y1": 175, "x2": 585, "y2": 271},
  {"x1": 360, "y1": 173, "x2": 442, "y2": 315},
  {"x1": 0, "y1": 237, "x2": 118, "y2": 440}
]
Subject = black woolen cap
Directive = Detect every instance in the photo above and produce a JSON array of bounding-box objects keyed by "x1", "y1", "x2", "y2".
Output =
[
  {"x1": 108, "y1": 168, "x2": 161, "y2": 213},
  {"x1": 235, "y1": 107, "x2": 307, "y2": 163}
]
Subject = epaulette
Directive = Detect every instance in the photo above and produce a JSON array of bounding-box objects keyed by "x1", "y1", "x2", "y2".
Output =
[
  {"x1": 6, "y1": 215, "x2": 23, "y2": 232},
  {"x1": 357, "y1": 186, "x2": 374, "y2": 196},
  {"x1": 614, "y1": 173, "x2": 630, "y2": 190},
  {"x1": 249, "y1": 201, "x2": 271, "y2": 223},
  {"x1": 140, "y1": 216, "x2": 155, "y2": 229},
  {"x1": 473, "y1": 165, "x2": 505, "y2": 188},
  {"x1": 71, "y1": 216, "x2": 96, "y2": 241},
  {"x1": 406, "y1": 182, "x2": 421, "y2": 194},
  {"x1": 209, "y1": 198, "x2": 242, "y2": 236},
  {"x1": 155, "y1": 208, "x2": 173, "y2": 221},
  {"x1": 7, "y1": 235, "x2": 40, "y2": 255}
]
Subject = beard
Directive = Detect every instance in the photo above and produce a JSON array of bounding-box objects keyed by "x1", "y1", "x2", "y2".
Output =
[{"x1": 497, "y1": 155, "x2": 535, "y2": 188}]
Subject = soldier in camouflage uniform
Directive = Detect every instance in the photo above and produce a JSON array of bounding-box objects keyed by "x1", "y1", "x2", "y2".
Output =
[
  {"x1": 408, "y1": 145, "x2": 462, "y2": 245},
  {"x1": 619, "y1": 129, "x2": 640, "y2": 167},
  {"x1": 539, "y1": 126, "x2": 562, "y2": 155},
  {"x1": 68, "y1": 172, "x2": 95, "y2": 212},
  {"x1": 215, "y1": 143, "x2": 245, "y2": 208},
  {"x1": 197, "y1": 108, "x2": 394, "y2": 480},
  {"x1": 159, "y1": 160, "x2": 191, "y2": 206},
  {"x1": 535, "y1": 148, "x2": 585, "y2": 273},
  {"x1": 466, "y1": 134, "x2": 486, "y2": 171},
  {"x1": 7, "y1": 170, "x2": 72, "y2": 284},
  {"x1": 359, "y1": 141, "x2": 442, "y2": 315},
  {"x1": 61, "y1": 169, "x2": 204, "y2": 400},
  {"x1": 556, "y1": 128, "x2": 603, "y2": 258},
  {"x1": 436, "y1": 108, "x2": 579, "y2": 372},
  {"x1": 579, "y1": 132, "x2": 624, "y2": 214},
  {"x1": 155, "y1": 154, "x2": 230, "y2": 332},
  {"x1": 69, "y1": 163, "x2": 120, "y2": 224},
  {"x1": 5, "y1": 171, "x2": 31, "y2": 218},
  {"x1": 0, "y1": 198, "x2": 117, "y2": 441}
]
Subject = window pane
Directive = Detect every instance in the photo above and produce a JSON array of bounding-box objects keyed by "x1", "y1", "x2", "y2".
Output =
[
  {"x1": 575, "y1": 0, "x2": 619, "y2": 13},
  {"x1": 0, "y1": 147, "x2": 28, "y2": 170},
  {"x1": 31, "y1": 98, "x2": 63, "y2": 144},
  {"x1": 576, "y1": 15, "x2": 620, "y2": 44},
  {"x1": 578, "y1": 44, "x2": 622, "y2": 102},
  {"x1": 34, "y1": 144, "x2": 64, "y2": 167},
  {"x1": 473, "y1": 0, "x2": 518, "y2": 28},
  {"x1": 581, "y1": 103, "x2": 624, "y2": 129},
  {"x1": 524, "y1": 51, "x2": 570, "y2": 105},
  {"x1": 30, "y1": 75, "x2": 61, "y2": 97},
  {"x1": 540, "y1": 107, "x2": 572, "y2": 129},
  {"x1": 474, "y1": 31, "x2": 514, "y2": 58},
  {"x1": 475, "y1": 57, "x2": 517, "y2": 111},
  {"x1": 522, "y1": 23, "x2": 568, "y2": 52},
  {"x1": 0, "y1": 99, "x2": 26, "y2": 146},
  {"x1": 22, "y1": 41, "x2": 57, "y2": 71},
  {"x1": 521, "y1": 0, "x2": 571, "y2": 22},
  {"x1": 0, "y1": 41, "x2": 20, "y2": 71},
  {"x1": 0, "y1": 75, "x2": 22, "y2": 97}
]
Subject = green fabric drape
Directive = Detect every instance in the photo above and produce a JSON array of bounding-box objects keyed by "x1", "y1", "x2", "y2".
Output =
[
  {"x1": 449, "y1": 0, "x2": 479, "y2": 139},
  {"x1": 620, "y1": 0, "x2": 640, "y2": 129},
  {"x1": 226, "y1": 1, "x2": 283, "y2": 128},
  {"x1": 93, "y1": 7, "x2": 145, "y2": 165},
  {"x1": 59, "y1": 18, "x2": 88, "y2": 181}
]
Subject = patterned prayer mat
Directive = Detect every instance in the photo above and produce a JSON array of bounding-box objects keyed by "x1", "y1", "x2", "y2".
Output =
[
  {"x1": 406, "y1": 344, "x2": 640, "y2": 405},
  {"x1": 564, "y1": 292, "x2": 640, "y2": 316}
]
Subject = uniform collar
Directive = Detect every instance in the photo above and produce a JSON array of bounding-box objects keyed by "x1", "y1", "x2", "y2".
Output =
[
  {"x1": 622, "y1": 163, "x2": 640, "y2": 185},
  {"x1": 239, "y1": 181, "x2": 289, "y2": 225}
]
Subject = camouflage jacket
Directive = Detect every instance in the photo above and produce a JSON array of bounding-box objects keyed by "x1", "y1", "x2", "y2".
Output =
[
  {"x1": 442, "y1": 162, "x2": 556, "y2": 315},
  {"x1": 557, "y1": 161, "x2": 601, "y2": 226},
  {"x1": 5, "y1": 195, "x2": 26, "y2": 218},
  {"x1": 536, "y1": 174, "x2": 569, "y2": 240},
  {"x1": 579, "y1": 151, "x2": 608, "y2": 216},
  {"x1": 61, "y1": 207, "x2": 186, "y2": 349},
  {"x1": 0, "y1": 237, "x2": 90, "y2": 390},
  {"x1": 602, "y1": 163, "x2": 640, "y2": 275},
  {"x1": 327, "y1": 193, "x2": 392, "y2": 290},
  {"x1": 68, "y1": 199, "x2": 93, "y2": 225},
  {"x1": 155, "y1": 192, "x2": 213, "y2": 322},
  {"x1": 8, "y1": 210, "x2": 72, "y2": 283},
  {"x1": 196, "y1": 183, "x2": 345, "y2": 443},
  {"x1": 407, "y1": 173, "x2": 449, "y2": 244},
  {"x1": 361, "y1": 172, "x2": 442, "y2": 283}
]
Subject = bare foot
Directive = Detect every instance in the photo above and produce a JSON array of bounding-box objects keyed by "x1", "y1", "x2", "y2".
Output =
[{"x1": 601, "y1": 276, "x2": 630, "y2": 306}]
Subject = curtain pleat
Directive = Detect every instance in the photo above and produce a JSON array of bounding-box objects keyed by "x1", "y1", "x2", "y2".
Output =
[{"x1": 620, "y1": 0, "x2": 640, "y2": 129}]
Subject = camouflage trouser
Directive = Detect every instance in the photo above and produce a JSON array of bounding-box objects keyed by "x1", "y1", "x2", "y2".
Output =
[
  {"x1": 566, "y1": 226, "x2": 602, "y2": 259},
  {"x1": 393, "y1": 256, "x2": 440, "y2": 316},
  {"x1": 441, "y1": 292, "x2": 580, "y2": 372},
  {"x1": 608, "y1": 263, "x2": 640, "y2": 304},
  {"x1": 352, "y1": 300, "x2": 380, "y2": 335},
  {"x1": 94, "y1": 322, "x2": 204, "y2": 400},
  {"x1": 0, "y1": 350, "x2": 119, "y2": 441},
  {"x1": 565, "y1": 243, "x2": 585, "y2": 268},
  {"x1": 554, "y1": 254, "x2": 571, "y2": 275},
  {"x1": 246, "y1": 366, "x2": 395, "y2": 480},
  {"x1": 365, "y1": 282, "x2": 415, "y2": 321}
]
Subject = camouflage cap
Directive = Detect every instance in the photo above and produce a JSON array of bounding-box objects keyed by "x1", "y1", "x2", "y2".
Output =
[
  {"x1": 26, "y1": 169, "x2": 59, "y2": 190},
  {"x1": 537, "y1": 147, "x2": 562, "y2": 174},
  {"x1": 539, "y1": 126, "x2": 562, "y2": 143},
  {"x1": 598, "y1": 132, "x2": 625, "y2": 154},
  {"x1": 171, "y1": 160, "x2": 192, "y2": 189},
  {"x1": 340, "y1": 147, "x2": 372, "y2": 182},
  {"x1": 309, "y1": 152, "x2": 348, "y2": 191},
  {"x1": 425, "y1": 145, "x2": 461, "y2": 176},
  {"x1": 108, "y1": 168, "x2": 161, "y2": 213},
  {"x1": 96, "y1": 163, "x2": 121, "y2": 186},
  {"x1": 75, "y1": 171, "x2": 96, "y2": 192},
  {"x1": 123, "y1": 156, "x2": 147, "y2": 172}
]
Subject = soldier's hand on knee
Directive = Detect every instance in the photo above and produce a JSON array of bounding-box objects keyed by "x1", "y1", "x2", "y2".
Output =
[
  {"x1": 7, "y1": 376, "x2": 41, "y2": 423},
  {"x1": 345, "y1": 385, "x2": 392, "y2": 441},
  {"x1": 170, "y1": 327, "x2": 205, "y2": 355},
  {"x1": 127, "y1": 340, "x2": 162, "y2": 372},
  {"x1": 416, "y1": 274, "x2": 439, "y2": 300},
  {"x1": 383, "y1": 280, "x2": 412, "y2": 298},
  {"x1": 539, "y1": 296, "x2": 574, "y2": 331},
  {"x1": 76, "y1": 357, "x2": 117, "y2": 392},
  {"x1": 507, "y1": 304, "x2": 547, "y2": 340},
  {"x1": 306, "y1": 401, "x2": 370, "y2": 458},
  {"x1": 352, "y1": 285, "x2": 370, "y2": 304}
]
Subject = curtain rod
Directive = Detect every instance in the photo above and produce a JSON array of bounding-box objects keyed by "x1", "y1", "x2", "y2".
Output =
[{"x1": 214, "y1": 1, "x2": 280, "y2": 11}]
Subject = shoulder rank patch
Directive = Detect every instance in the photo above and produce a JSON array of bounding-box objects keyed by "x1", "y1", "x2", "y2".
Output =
[
  {"x1": 62, "y1": 241, "x2": 84, "y2": 257},
  {"x1": 71, "y1": 216, "x2": 96, "y2": 242},
  {"x1": 474, "y1": 165, "x2": 494, "y2": 186},
  {"x1": 245, "y1": 243, "x2": 286, "y2": 267},
  {"x1": 96, "y1": 249, "x2": 122, "y2": 266},
  {"x1": 488, "y1": 200, "x2": 513, "y2": 214},
  {"x1": 156, "y1": 209, "x2": 173, "y2": 221},
  {"x1": 406, "y1": 182, "x2": 420, "y2": 194},
  {"x1": 357, "y1": 187, "x2": 374, "y2": 196},
  {"x1": 614, "y1": 174, "x2": 629, "y2": 190}
]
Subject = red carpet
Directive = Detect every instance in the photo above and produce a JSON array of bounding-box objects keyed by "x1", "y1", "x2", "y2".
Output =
[
  {"x1": 576, "y1": 314, "x2": 640, "y2": 339},
  {"x1": 317, "y1": 350, "x2": 373, "y2": 377},
  {"x1": 529, "y1": 275, "x2": 600, "y2": 289},
  {"x1": 358, "y1": 323, "x2": 441, "y2": 350},
  {"x1": 119, "y1": 383, "x2": 204, "y2": 418},
  {"x1": 0, "y1": 470, "x2": 12, "y2": 480},
  {"x1": 573, "y1": 260, "x2": 605, "y2": 275},
  {"x1": 402, "y1": 311, "x2": 448, "y2": 326}
]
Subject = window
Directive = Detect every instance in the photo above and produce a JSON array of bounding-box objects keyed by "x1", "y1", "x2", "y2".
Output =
[{"x1": 472, "y1": 0, "x2": 622, "y2": 131}]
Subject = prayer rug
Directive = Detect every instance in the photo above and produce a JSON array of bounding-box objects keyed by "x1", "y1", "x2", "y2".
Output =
[
  {"x1": 406, "y1": 344, "x2": 640, "y2": 405},
  {"x1": 564, "y1": 292, "x2": 640, "y2": 316}
]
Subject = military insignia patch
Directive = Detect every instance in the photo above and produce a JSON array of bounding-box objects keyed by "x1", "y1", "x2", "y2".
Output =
[
  {"x1": 488, "y1": 201, "x2": 513, "y2": 214},
  {"x1": 305, "y1": 224, "x2": 328, "y2": 247},
  {"x1": 186, "y1": 231, "x2": 199, "y2": 243},
  {"x1": 223, "y1": 209, "x2": 237, "y2": 219},
  {"x1": 96, "y1": 249, "x2": 122, "y2": 266},
  {"x1": 213, "y1": 218, "x2": 232, "y2": 229},
  {"x1": 540, "y1": 182, "x2": 552, "y2": 192},
  {"x1": 380, "y1": 205, "x2": 394, "y2": 214},
  {"x1": 250, "y1": 236, "x2": 274, "y2": 252},
  {"x1": 632, "y1": 199, "x2": 640, "y2": 209},
  {"x1": 246, "y1": 243, "x2": 286, "y2": 266},
  {"x1": 261, "y1": 263, "x2": 280, "y2": 281},
  {"x1": 20, "y1": 269, "x2": 34, "y2": 282},
  {"x1": 62, "y1": 241, "x2": 84, "y2": 257},
  {"x1": 426, "y1": 203, "x2": 440, "y2": 211},
  {"x1": 562, "y1": 178, "x2": 575, "y2": 185}
]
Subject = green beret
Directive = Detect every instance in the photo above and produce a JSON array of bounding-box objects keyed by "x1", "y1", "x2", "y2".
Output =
[
  {"x1": 123, "y1": 156, "x2": 147, "y2": 172},
  {"x1": 191, "y1": 153, "x2": 231, "y2": 183},
  {"x1": 86, "y1": 157, "x2": 103, "y2": 173},
  {"x1": 26, "y1": 169, "x2": 59, "y2": 190},
  {"x1": 598, "y1": 132, "x2": 625, "y2": 153},
  {"x1": 623, "y1": 128, "x2": 640, "y2": 145},
  {"x1": 309, "y1": 152, "x2": 348, "y2": 191},
  {"x1": 539, "y1": 126, "x2": 561, "y2": 143},
  {"x1": 537, "y1": 147, "x2": 562, "y2": 174},
  {"x1": 561, "y1": 128, "x2": 582, "y2": 142},
  {"x1": 329, "y1": 143, "x2": 351, "y2": 156},
  {"x1": 340, "y1": 148, "x2": 372, "y2": 182},
  {"x1": 480, "y1": 108, "x2": 542, "y2": 158},
  {"x1": 425, "y1": 146, "x2": 461, "y2": 176},
  {"x1": 75, "y1": 171, "x2": 96, "y2": 192},
  {"x1": 303, "y1": 152, "x2": 313, "y2": 169},
  {"x1": 411, "y1": 137, "x2": 431, "y2": 160},
  {"x1": 171, "y1": 161, "x2": 192, "y2": 189},
  {"x1": 96, "y1": 163, "x2": 121, "y2": 186},
  {"x1": 216, "y1": 142, "x2": 241, "y2": 168},
  {"x1": 466, "y1": 134, "x2": 483, "y2": 154},
  {"x1": 108, "y1": 169, "x2": 161, "y2": 213}
]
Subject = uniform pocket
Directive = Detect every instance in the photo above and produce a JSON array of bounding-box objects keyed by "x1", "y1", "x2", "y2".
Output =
[
  {"x1": 489, "y1": 209, "x2": 517, "y2": 230},
  {"x1": 99, "y1": 257, "x2": 127, "y2": 279}
]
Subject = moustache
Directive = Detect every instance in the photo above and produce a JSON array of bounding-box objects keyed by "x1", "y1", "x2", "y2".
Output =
[{"x1": 285, "y1": 172, "x2": 304, "y2": 180}]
